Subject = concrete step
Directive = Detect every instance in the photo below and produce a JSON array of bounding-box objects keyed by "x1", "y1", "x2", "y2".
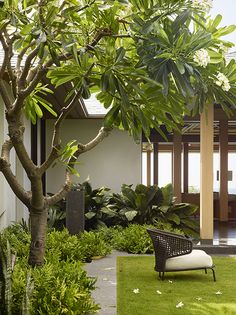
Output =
[{"x1": 194, "y1": 244, "x2": 236, "y2": 255}]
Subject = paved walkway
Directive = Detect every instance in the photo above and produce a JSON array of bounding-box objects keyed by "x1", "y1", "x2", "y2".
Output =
[{"x1": 84, "y1": 251, "x2": 130, "y2": 315}]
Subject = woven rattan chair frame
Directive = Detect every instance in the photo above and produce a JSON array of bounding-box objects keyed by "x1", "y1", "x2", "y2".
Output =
[{"x1": 147, "y1": 228, "x2": 216, "y2": 281}]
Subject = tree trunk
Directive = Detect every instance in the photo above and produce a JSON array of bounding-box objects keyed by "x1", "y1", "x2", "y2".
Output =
[{"x1": 28, "y1": 208, "x2": 48, "y2": 267}]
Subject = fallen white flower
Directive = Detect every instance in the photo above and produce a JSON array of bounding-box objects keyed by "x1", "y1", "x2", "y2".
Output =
[
  {"x1": 215, "y1": 291, "x2": 222, "y2": 295},
  {"x1": 168, "y1": 280, "x2": 173, "y2": 283},
  {"x1": 133, "y1": 288, "x2": 140, "y2": 294},
  {"x1": 176, "y1": 301, "x2": 184, "y2": 308},
  {"x1": 156, "y1": 290, "x2": 162, "y2": 294},
  {"x1": 102, "y1": 278, "x2": 108, "y2": 281},
  {"x1": 196, "y1": 297, "x2": 202, "y2": 301}
]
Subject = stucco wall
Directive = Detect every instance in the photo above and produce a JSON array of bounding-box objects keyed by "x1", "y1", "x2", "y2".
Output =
[
  {"x1": 46, "y1": 119, "x2": 141, "y2": 193},
  {"x1": 0, "y1": 93, "x2": 16, "y2": 229},
  {"x1": 0, "y1": 90, "x2": 30, "y2": 229}
]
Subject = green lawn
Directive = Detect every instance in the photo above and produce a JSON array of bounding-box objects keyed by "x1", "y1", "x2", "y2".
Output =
[{"x1": 117, "y1": 256, "x2": 236, "y2": 315}]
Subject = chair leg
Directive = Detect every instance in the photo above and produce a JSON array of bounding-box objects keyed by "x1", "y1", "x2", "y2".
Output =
[
  {"x1": 159, "y1": 272, "x2": 161, "y2": 279},
  {"x1": 161, "y1": 272, "x2": 165, "y2": 281},
  {"x1": 211, "y1": 268, "x2": 216, "y2": 282},
  {"x1": 205, "y1": 268, "x2": 207, "y2": 274}
]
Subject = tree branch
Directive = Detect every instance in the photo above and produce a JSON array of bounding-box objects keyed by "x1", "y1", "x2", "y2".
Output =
[
  {"x1": 0, "y1": 80, "x2": 12, "y2": 110},
  {"x1": 76, "y1": 126, "x2": 113, "y2": 155},
  {"x1": 0, "y1": 140, "x2": 31, "y2": 207},
  {"x1": 38, "y1": 90, "x2": 81, "y2": 175},
  {"x1": 7, "y1": 116, "x2": 37, "y2": 176},
  {"x1": 18, "y1": 46, "x2": 40, "y2": 91},
  {"x1": 46, "y1": 171, "x2": 72, "y2": 206},
  {"x1": 3, "y1": 29, "x2": 17, "y2": 96},
  {"x1": 16, "y1": 40, "x2": 37, "y2": 79},
  {"x1": 0, "y1": 32, "x2": 9, "y2": 78}
]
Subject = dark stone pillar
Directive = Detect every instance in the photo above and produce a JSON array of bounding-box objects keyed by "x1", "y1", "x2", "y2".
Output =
[{"x1": 66, "y1": 189, "x2": 85, "y2": 234}]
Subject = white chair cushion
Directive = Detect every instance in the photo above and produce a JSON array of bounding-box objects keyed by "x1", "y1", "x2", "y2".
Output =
[{"x1": 165, "y1": 249, "x2": 213, "y2": 271}]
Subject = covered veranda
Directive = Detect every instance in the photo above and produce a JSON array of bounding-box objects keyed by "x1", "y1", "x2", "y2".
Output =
[{"x1": 142, "y1": 105, "x2": 236, "y2": 246}]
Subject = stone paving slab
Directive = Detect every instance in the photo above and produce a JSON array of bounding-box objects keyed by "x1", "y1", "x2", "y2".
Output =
[{"x1": 84, "y1": 251, "x2": 121, "y2": 315}]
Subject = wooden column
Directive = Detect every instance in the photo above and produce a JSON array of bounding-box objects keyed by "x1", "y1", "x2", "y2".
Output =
[
  {"x1": 153, "y1": 143, "x2": 158, "y2": 185},
  {"x1": 183, "y1": 143, "x2": 189, "y2": 193},
  {"x1": 200, "y1": 105, "x2": 214, "y2": 240},
  {"x1": 172, "y1": 132, "x2": 182, "y2": 203},
  {"x1": 219, "y1": 120, "x2": 228, "y2": 222}
]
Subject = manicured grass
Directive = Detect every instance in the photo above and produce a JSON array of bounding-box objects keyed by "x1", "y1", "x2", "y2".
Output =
[{"x1": 117, "y1": 256, "x2": 236, "y2": 315}]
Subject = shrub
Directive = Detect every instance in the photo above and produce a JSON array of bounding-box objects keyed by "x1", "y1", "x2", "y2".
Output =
[
  {"x1": 11, "y1": 256, "x2": 99, "y2": 314},
  {"x1": 111, "y1": 183, "x2": 199, "y2": 236},
  {"x1": 111, "y1": 224, "x2": 154, "y2": 254},
  {"x1": 110, "y1": 223, "x2": 184, "y2": 254},
  {"x1": 46, "y1": 229, "x2": 111, "y2": 262},
  {"x1": 1, "y1": 223, "x2": 30, "y2": 258},
  {"x1": 1, "y1": 226, "x2": 108, "y2": 314}
]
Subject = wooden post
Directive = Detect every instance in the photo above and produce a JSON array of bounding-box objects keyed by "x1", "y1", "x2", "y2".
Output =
[
  {"x1": 172, "y1": 132, "x2": 182, "y2": 203},
  {"x1": 200, "y1": 105, "x2": 214, "y2": 240},
  {"x1": 219, "y1": 120, "x2": 228, "y2": 222},
  {"x1": 153, "y1": 143, "x2": 158, "y2": 185},
  {"x1": 183, "y1": 143, "x2": 189, "y2": 193}
]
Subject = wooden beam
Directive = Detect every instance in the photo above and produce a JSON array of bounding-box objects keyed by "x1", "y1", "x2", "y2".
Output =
[
  {"x1": 200, "y1": 105, "x2": 214, "y2": 240},
  {"x1": 183, "y1": 143, "x2": 189, "y2": 193},
  {"x1": 153, "y1": 143, "x2": 158, "y2": 185},
  {"x1": 172, "y1": 132, "x2": 182, "y2": 203},
  {"x1": 219, "y1": 120, "x2": 228, "y2": 221}
]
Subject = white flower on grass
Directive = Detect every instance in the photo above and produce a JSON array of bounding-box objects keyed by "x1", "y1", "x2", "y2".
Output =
[
  {"x1": 192, "y1": 0, "x2": 213, "y2": 11},
  {"x1": 133, "y1": 288, "x2": 140, "y2": 294},
  {"x1": 176, "y1": 301, "x2": 184, "y2": 308},
  {"x1": 215, "y1": 290, "x2": 222, "y2": 295},
  {"x1": 156, "y1": 290, "x2": 162, "y2": 294},
  {"x1": 168, "y1": 280, "x2": 173, "y2": 283},
  {"x1": 193, "y1": 49, "x2": 210, "y2": 68},
  {"x1": 215, "y1": 72, "x2": 231, "y2": 92},
  {"x1": 196, "y1": 297, "x2": 202, "y2": 301}
]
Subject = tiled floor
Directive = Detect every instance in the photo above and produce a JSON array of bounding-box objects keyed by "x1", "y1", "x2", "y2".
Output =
[{"x1": 213, "y1": 221, "x2": 236, "y2": 245}]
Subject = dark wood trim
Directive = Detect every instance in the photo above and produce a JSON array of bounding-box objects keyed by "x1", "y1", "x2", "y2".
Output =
[
  {"x1": 183, "y1": 143, "x2": 189, "y2": 193},
  {"x1": 172, "y1": 132, "x2": 182, "y2": 203},
  {"x1": 31, "y1": 122, "x2": 38, "y2": 165},
  {"x1": 146, "y1": 151, "x2": 151, "y2": 186},
  {"x1": 40, "y1": 119, "x2": 46, "y2": 195},
  {"x1": 153, "y1": 143, "x2": 158, "y2": 185},
  {"x1": 219, "y1": 120, "x2": 228, "y2": 222}
]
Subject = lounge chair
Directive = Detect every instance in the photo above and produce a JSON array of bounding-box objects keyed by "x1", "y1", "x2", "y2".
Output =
[{"x1": 147, "y1": 228, "x2": 216, "y2": 281}]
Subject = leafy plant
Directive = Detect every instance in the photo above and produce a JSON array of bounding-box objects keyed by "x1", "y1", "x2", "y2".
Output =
[
  {"x1": 111, "y1": 224, "x2": 154, "y2": 254},
  {"x1": 0, "y1": 227, "x2": 105, "y2": 314},
  {"x1": 81, "y1": 181, "x2": 123, "y2": 230},
  {"x1": 47, "y1": 194, "x2": 66, "y2": 230},
  {"x1": 111, "y1": 183, "x2": 199, "y2": 236},
  {"x1": 111, "y1": 184, "x2": 163, "y2": 225},
  {"x1": 110, "y1": 223, "x2": 184, "y2": 254},
  {"x1": 46, "y1": 228, "x2": 111, "y2": 263},
  {"x1": 10, "y1": 254, "x2": 99, "y2": 315}
]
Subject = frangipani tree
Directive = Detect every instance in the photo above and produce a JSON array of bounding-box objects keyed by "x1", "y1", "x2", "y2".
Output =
[{"x1": 0, "y1": 0, "x2": 236, "y2": 266}]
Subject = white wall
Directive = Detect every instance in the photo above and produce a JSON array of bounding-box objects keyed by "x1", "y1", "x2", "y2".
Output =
[
  {"x1": 0, "y1": 93, "x2": 16, "y2": 229},
  {"x1": 46, "y1": 119, "x2": 141, "y2": 193},
  {"x1": 0, "y1": 88, "x2": 30, "y2": 229}
]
